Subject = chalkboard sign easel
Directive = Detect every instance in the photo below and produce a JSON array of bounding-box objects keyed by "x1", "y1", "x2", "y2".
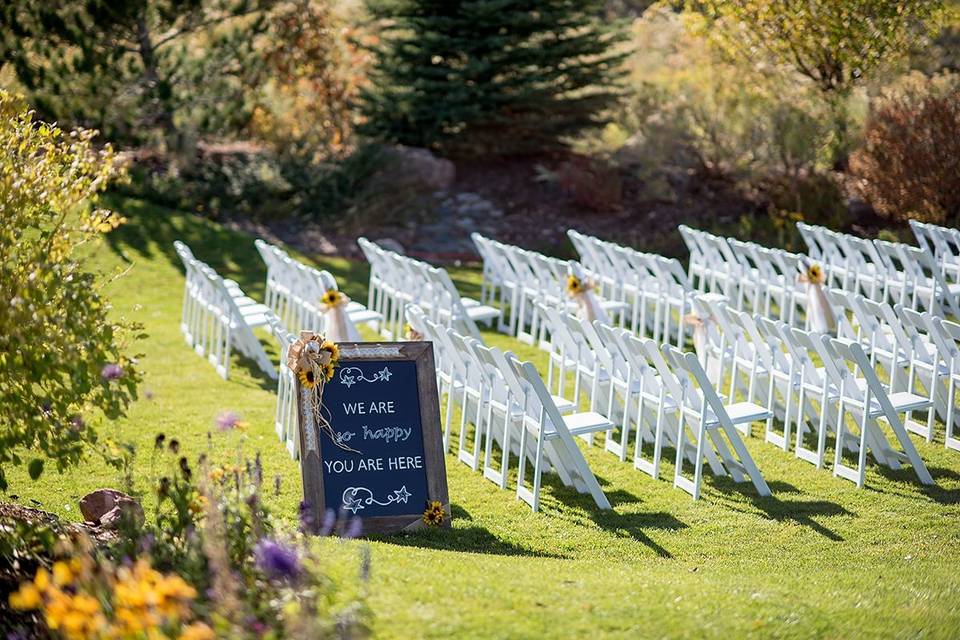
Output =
[{"x1": 296, "y1": 341, "x2": 449, "y2": 535}]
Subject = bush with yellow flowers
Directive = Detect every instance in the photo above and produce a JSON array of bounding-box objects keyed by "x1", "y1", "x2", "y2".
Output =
[
  {"x1": 0, "y1": 90, "x2": 143, "y2": 492},
  {"x1": 5, "y1": 435, "x2": 371, "y2": 639},
  {"x1": 8, "y1": 542, "x2": 215, "y2": 640}
]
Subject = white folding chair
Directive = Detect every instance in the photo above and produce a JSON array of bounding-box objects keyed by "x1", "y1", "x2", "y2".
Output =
[{"x1": 820, "y1": 337, "x2": 934, "y2": 488}]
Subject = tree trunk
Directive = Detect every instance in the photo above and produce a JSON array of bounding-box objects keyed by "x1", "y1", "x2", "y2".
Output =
[{"x1": 136, "y1": 14, "x2": 179, "y2": 153}]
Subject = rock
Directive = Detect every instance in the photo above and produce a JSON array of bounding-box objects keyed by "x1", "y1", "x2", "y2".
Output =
[
  {"x1": 374, "y1": 238, "x2": 406, "y2": 254},
  {"x1": 98, "y1": 501, "x2": 144, "y2": 530},
  {"x1": 79, "y1": 489, "x2": 143, "y2": 528},
  {"x1": 385, "y1": 145, "x2": 456, "y2": 192}
]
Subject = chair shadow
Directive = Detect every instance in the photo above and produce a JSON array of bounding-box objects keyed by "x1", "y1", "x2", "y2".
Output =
[
  {"x1": 871, "y1": 464, "x2": 960, "y2": 505},
  {"x1": 539, "y1": 473, "x2": 686, "y2": 558},
  {"x1": 377, "y1": 503, "x2": 568, "y2": 558},
  {"x1": 710, "y1": 478, "x2": 852, "y2": 541}
]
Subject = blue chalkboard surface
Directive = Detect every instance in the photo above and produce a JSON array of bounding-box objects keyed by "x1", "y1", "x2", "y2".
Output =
[
  {"x1": 319, "y1": 359, "x2": 429, "y2": 518},
  {"x1": 296, "y1": 341, "x2": 448, "y2": 535}
]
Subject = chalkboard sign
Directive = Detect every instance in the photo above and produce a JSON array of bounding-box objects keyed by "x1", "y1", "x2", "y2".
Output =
[{"x1": 296, "y1": 341, "x2": 449, "y2": 535}]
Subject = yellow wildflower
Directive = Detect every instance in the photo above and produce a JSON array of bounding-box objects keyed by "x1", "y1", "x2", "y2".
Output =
[
  {"x1": 189, "y1": 495, "x2": 208, "y2": 516},
  {"x1": 34, "y1": 567, "x2": 50, "y2": 591},
  {"x1": 8, "y1": 583, "x2": 41, "y2": 610},
  {"x1": 52, "y1": 560, "x2": 74, "y2": 586},
  {"x1": 178, "y1": 621, "x2": 216, "y2": 640}
]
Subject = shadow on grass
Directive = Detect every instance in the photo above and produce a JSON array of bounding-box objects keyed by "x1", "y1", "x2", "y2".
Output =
[
  {"x1": 871, "y1": 463, "x2": 960, "y2": 505},
  {"x1": 713, "y1": 479, "x2": 852, "y2": 541},
  {"x1": 378, "y1": 503, "x2": 568, "y2": 558},
  {"x1": 103, "y1": 194, "x2": 373, "y2": 301},
  {"x1": 539, "y1": 473, "x2": 686, "y2": 558}
]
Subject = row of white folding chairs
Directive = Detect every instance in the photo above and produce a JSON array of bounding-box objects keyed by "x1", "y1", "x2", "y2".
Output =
[
  {"x1": 254, "y1": 239, "x2": 380, "y2": 335},
  {"x1": 173, "y1": 241, "x2": 276, "y2": 380},
  {"x1": 567, "y1": 229, "x2": 699, "y2": 345},
  {"x1": 536, "y1": 305, "x2": 772, "y2": 499},
  {"x1": 911, "y1": 219, "x2": 960, "y2": 285},
  {"x1": 797, "y1": 222, "x2": 960, "y2": 317},
  {"x1": 470, "y1": 233, "x2": 628, "y2": 344},
  {"x1": 406, "y1": 305, "x2": 613, "y2": 512},
  {"x1": 692, "y1": 292, "x2": 938, "y2": 486},
  {"x1": 267, "y1": 314, "x2": 299, "y2": 458},
  {"x1": 679, "y1": 225, "x2": 813, "y2": 325},
  {"x1": 359, "y1": 238, "x2": 500, "y2": 341}
]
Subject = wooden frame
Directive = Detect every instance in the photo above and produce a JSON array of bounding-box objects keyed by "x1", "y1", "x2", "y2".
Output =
[{"x1": 296, "y1": 341, "x2": 449, "y2": 535}]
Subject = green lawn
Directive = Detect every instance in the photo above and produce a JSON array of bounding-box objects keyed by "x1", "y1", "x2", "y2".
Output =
[{"x1": 6, "y1": 197, "x2": 960, "y2": 638}]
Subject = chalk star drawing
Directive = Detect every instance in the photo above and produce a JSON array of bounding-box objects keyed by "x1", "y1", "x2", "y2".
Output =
[
  {"x1": 338, "y1": 366, "x2": 394, "y2": 388},
  {"x1": 341, "y1": 485, "x2": 411, "y2": 513},
  {"x1": 342, "y1": 494, "x2": 364, "y2": 514}
]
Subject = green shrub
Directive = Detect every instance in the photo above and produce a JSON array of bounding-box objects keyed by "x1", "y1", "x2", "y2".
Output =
[{"x1": 0, "y1": 91, "x2": 142, "y2": 491}]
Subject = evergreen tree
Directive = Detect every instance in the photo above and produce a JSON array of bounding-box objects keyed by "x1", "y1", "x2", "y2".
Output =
[
  {"x1": 0, "y1": 0, "x2": 277, "y2": 148},
  {"x1": 359, "y1": 0, "x2": 628, "y2": 156}
]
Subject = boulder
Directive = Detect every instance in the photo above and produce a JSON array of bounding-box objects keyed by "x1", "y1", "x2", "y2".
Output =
[
  {"x1": 384, "y1": 145, "x2": 456, "y2": 192},
  {"x1": 79, "y1": 489, "x2": 144, "y2": 528}
]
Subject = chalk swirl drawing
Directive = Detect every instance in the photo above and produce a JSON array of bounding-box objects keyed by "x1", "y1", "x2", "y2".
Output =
[
  {"x1": 338, "y1": 365, "x2": 393, "y2": 388},
  {"x1": 341, "y1": 486, "x2": 412, "y2": 514}
]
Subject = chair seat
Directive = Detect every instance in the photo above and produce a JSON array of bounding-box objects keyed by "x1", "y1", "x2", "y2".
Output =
[
  {"x1": 465, "y1": 304, "x2": 502, "y2": 322},
  {"x1": 709, "y1": 402, "x2": 770, "y2": 426},
  {"x1": 552, "y1": 395, "x2": 577, "y2": 414},
  {"x1": 885, "y1": 392, "x2": 934, "y2": 414},
  {"x1": 544, "y1": 411, "x2": 613, "y2": 438},
  {"x1": 348, "y1": 309, "x2": 383, "y2": 324}
]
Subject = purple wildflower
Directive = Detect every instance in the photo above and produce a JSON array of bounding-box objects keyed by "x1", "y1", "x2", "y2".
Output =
[
  {"x1": 101, "y1": 363, "x2": 123, "y2": 381},
  {"x1": 254, "y1": 539, "x2": 301, "y2": 581},
  {"x1": 299, "y1": 500, "x2": 316, "y2": 531},
  {"x1": 344, "y1": 517, "x2": 363, "y2": 539},
  {"x1": 215, "y1": 410, "x2": 242, "y2": 431},
  {"x1": 69, "y1": 415, "x2": 85, "y2": 431},
  {"x1": 319, "y1": 508, "x2": 336, "y2": 536}
]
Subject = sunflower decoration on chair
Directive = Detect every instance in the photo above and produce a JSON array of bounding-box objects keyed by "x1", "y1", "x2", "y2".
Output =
[
  {"x1": 422, "y1": 500, "x2": 446, "y2": 526},
  {"x1": 320, "y1": 288, "x2": 347, "y2": 311},
  {"x1": 287, "y1": 332, "x2": 358, "y2": 454},
  {"x1": 566, "y1": 274, "x2": 592, "y2": 297},
  {"x1": 799, "y1": 263, "x2": 825, "y2": 285},
  {"x1": 798, "y1": 260, "x2": 836, "y2": 334}
]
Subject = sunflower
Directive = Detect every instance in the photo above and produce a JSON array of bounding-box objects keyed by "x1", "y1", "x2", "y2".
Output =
[
  {"x1": 298, "y1": 368, "x2": 319, "y2": 389},
  {"x1": 422, "y1": 500, "x2": 445, "y2": 526},
  {"x1": 320, "y1": 289, "x2": 344, "y2": 307},
  {"x1": 320, "y1": 361, "x2": 336, "y2": 382},
  {"x1": 320, "y1": 340, "x2": 340, "y2": 362},
  {"x1": 566, "y1": 275, "x2": 585, "y2": 296},
  {"x1": 806, "y1": 264, "x2": 825, "y2": 285}
]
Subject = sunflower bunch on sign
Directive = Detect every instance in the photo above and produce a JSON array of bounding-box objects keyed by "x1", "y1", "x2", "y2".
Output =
[
  {"x1": 288, "y1": 332, "x2": 341, "y2": 389},
  {"x1": 422, "y1": 501, "x2": 445, "y2": 526}
]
